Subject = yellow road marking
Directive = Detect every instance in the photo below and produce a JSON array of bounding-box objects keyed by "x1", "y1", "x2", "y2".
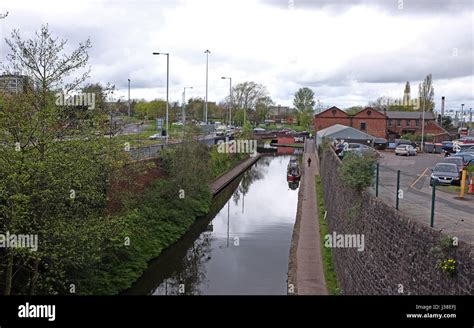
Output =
[{"x1": 411, "y1": 167, "x2": 430, "y2": 189}]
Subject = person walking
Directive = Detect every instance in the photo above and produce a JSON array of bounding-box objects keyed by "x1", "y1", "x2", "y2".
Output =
[{"x1": 307, "y1": 157, "x2": 312, "y2": 167}]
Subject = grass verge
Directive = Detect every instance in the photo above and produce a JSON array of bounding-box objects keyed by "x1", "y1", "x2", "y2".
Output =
[{"x1": 315, "y1": 175, "x2": 340, "y2": 295}]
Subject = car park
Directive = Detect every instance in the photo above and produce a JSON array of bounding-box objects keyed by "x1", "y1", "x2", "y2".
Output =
[
  {"x1": 395, "y1": 144, "x2": 417, "y2": 156},
  {"x1": 430, "y1": 163, "x2": 460, "y2": 186}
]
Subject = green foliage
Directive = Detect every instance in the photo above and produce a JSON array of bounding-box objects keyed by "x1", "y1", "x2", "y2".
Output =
[
  {"x1": 293, "y1": 87, "x2": 315, "y2": 112},
  {"x1": 298, "y1": 108, "x2": 314, "y2": 130},
  {"x1": 338, "y1": 153, "x2": 377, "y2": 190},
  {"x1": 401, "y1": 133, "x2": 417, "y2": 142},
  {"x1": 344, "y1": 106, "x2": 363, "y2": 115},
  {"x1": 209, "y1": 146, "x2": 246, "y2": 178},
  {"x1": 315, "y1": 176, "x2": 340, "y2": 295},
  {"x1": 418, "y1": 74, "x2": 435, "y2": 112},
  {"x1": 387, "y1": 104, "x2": 415, "y2": 111},
  {"x1": 440, "y1": 259, "x2": 457, "y2": 276},
  {"x1": 133, "y1": 100, "x2": 167, "y2": 119},
  {"x1": 440, "y1": 116, "x2": 453, "y2": 130}
]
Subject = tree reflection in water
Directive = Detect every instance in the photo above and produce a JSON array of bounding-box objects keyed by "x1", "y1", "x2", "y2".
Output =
[
  {"x1": 151, "y1": 157, "x2": 272, "y2": 295},
  {"x1": 152, "y1": 230, "x2": 213, "y2": 295},
  {"x1": 232, "y1": 156, "x2": 271, "y2": 205}
]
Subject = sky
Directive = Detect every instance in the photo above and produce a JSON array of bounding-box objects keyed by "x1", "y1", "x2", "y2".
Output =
[{"x1": 0, "y1": 0, "x2": 473, "y2": 112}]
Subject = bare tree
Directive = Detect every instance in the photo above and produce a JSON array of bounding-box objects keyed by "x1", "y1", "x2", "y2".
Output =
[
  {"x1": 231, "y1": 81, "x2": 269, "y2": 112},
  {"x1": 3, "y1": 24, "x2": 91, "y2": 106}
]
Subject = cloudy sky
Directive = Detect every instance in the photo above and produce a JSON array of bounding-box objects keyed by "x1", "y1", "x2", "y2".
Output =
[{"x1": 1, "y1": 0, "x2": 473, "y2": 112}]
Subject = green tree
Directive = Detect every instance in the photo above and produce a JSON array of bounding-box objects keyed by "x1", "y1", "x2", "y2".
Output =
[
  {"x1": 293, "y1": 87, "x2": 315, "y2": 112},
  {"x1": 403, "y1": 81, "x2": 411, "y2": 103},
  {"x1": 298, "y1": 108, "x2": 314, "y2": 130},
  {"x1": 338, "y1": 153, "x2": 377, "y2": 191},
  {"x1": 418, "y1": 74, "x2": 435, "y2": 112},
  {"x1": 440, "y1": 116, "x2": 453, "y2": 130},
  {"x1": 0, "y1": 25, "x2": 129, "y2": 294},
  {"x1": 134, "y1": 100, "x2": 167, "y2": 119},
  {"x1": 230, "y1": 82, "x2": 269, "y2": 123},
  {"x1": 345, "y1": 106, "x2": 363, "y2": 115},
  {"x1": 254, "y1": 96, "x2": 274, "y2": 124}
]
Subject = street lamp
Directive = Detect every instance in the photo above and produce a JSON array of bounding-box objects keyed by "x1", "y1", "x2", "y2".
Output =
[
  {"x1": 152, "y1": 52, "x2": 169, "y2": 144},
  {"x1": 204, "y1": 50, "x2": 210, "y2": 125},
  {"x1": 221, "y1": 77, "x2": 232, "y2": 125},
  {"x1": 182, "y1": 86, "x2": 193, "y2": 135},
  {"x1": 420, "y1": 96, "x2": 425, "y2": 152},
  {"x1": 127, "y1": 78, "x2": 131, "y2": 117}
]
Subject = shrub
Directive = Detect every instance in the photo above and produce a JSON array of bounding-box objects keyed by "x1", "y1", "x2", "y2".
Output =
[{"x1": 338, "y1": 152, "x2": 377, "y2": 190}]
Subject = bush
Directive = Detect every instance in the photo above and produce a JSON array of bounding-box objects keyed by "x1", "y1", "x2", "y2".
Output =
[{"x1": 338, "y1": 153, "x2": 377, "y2": 190}]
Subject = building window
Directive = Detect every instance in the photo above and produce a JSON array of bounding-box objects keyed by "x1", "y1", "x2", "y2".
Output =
[
  {"x1": 360, "y1": 122, "x2": 366, "y2": 130},
  {"x1": 406, "y1": 120, "x2": 411, "y2": 127},
  {"x1": 388, "y1": 119, "x2": 392, "y2": 127},
  {"x1": 331, "y1": 109, "x2": 337, "y2": 116},
  {"x1": 367, "y1": 110, "x2": 372, "y2": 116},
  {"x1": 397, "y1": 119, "x2": 401, "y2": 127},
  {"x1": 415, "y1": 120, "x2": 419, "y2": 127}
]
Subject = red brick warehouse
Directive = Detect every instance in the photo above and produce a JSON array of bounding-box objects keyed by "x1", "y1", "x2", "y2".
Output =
[{"x1": 313, "y1": 106, "x2": 449, "y2": 141}]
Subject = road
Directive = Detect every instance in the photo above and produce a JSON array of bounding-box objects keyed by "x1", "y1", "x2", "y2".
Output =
[{"x1": 374, "y1": 152, "x2": 474, "y2": 243}]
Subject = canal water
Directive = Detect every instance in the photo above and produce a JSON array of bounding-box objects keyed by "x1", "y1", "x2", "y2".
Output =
[{"x1": 126, "y1": 154, "x2": 300, "y2": 295}]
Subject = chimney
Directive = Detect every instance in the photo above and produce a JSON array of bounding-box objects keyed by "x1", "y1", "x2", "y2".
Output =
[{"x1": 441, "y1": 96, "x2": 445, "y2": 116}]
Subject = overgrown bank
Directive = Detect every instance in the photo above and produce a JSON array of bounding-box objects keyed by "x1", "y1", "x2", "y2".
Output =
[
  {"x1": 84, "y1": 143, "x2": 250, "y2": 295},
  {"x1": 315, "y1": 176, "x2": 339, "y2": 295}
]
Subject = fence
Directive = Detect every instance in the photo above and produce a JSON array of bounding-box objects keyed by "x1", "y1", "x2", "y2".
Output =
[{"x1": 370, "y1": 162, "x2": 473, "y2": 243}]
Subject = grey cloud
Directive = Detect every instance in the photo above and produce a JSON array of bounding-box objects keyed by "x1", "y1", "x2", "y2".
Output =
[{"x1": 261, "y1": 0, "x2": 473, "y2": 14}]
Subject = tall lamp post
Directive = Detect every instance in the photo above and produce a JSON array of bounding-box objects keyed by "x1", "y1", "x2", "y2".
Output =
[
  {"x1": 204, "y1": 50, "x2": 210, "y2": 125},
  {"x1": 420, "y1": 96, "x2": 425, "y2": 152},
  {"x1": 221, "y1": 77, "x2": 232, "y2": 125},
  {"x1": 182, "y1": 86, "x2": 193, "y2": 137},
  {"x1": 127, "y1": 78, "x2": 131, "y2": 117},
  {"x1": 152, "y1": 52, "x2": 169, "y2": 144}
]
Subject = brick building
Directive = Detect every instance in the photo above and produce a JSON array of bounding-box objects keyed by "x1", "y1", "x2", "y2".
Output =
[{"x1": 313, "y1": 106, "x2": 448, "y2": 140}]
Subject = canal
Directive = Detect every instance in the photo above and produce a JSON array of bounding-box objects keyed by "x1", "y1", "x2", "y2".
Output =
[{"x1": 125, "y1": 154, "x2": 300, "y2": 295}]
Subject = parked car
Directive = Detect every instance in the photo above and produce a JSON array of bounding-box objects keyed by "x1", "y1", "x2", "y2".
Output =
[
  {"x1": 442, "y1": 156, "x2": 464, "y2": 174},
  {"x1": 395, "y1": 144, "x2": 417, "y2": 156},
  {"x1": 451, "y1": 153, "x2": 474, "y2": 168},
  {"x1": 343, "y1": 143, "x2": 377, "y2": 157},
  {"x1": 430, "y1": 163, "x2": 460, "y2": 186},
  {"x1": 453, "y1": 143, "x2": 474, "y2": 153},
  {"x1": 442, "y1": 141, "x2": 454, "y2": 152},
  {"x1": 253, "y1": 127, "x2": 266, "y2": 133}
]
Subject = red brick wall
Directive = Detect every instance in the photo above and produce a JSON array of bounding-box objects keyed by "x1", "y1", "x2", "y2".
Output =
[
  {"x1": 388, "y1": 118, "x2": 424, "y2": 135},
  {"x1": 414, "y1": 120, "x2": 449, "y2": 142},
  {"x1": 314, "y1": 107, "x2": 351, "y2": 131},
  {"x1": 351, "y1": 108, "x2": 387, "y2": 138}
]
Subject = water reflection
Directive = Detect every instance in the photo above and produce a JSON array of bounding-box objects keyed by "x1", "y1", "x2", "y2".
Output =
[{"x1": 126, "y1": 155, "x2": 300, "y2": 295}]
